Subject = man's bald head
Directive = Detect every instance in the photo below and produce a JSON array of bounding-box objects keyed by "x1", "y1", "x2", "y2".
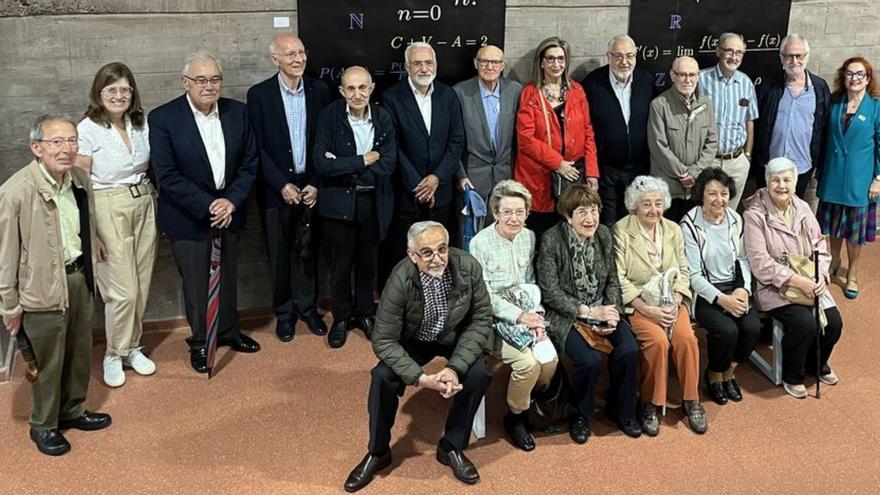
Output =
[
  {"x1": 339, "y1": 65, "x2": 374, "y2": 116},
  {"x1": 474, "y1": 45, "x2": 505, "y2": 87},
  {"x1": 670, "y1": 56, "x2": 699, "y2": 97},
  {"x1": 270, "y1": 33, "x2": 308, "y2": 84},
  {"x1": 341, "y1": 66, "x2": 372, "y2": 87}
]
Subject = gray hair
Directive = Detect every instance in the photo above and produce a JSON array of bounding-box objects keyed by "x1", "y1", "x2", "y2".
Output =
[
  {"x1": 624, "y1": 175, "x2": 672, "y2": 213},
  {"x1": 607, "y1": 34, "x2": 636, "y2": 52},
  {"x1": 407, "y1": 220, "x2": 448, "y2": 249},
  {"x1": 28, "y1": 114, "x2": 76, "y2": 141},
  {"x1": 404, "y1": 42, "x2": 435, "y2": 64},
  {"x1": 182, "y1": 51, "x2": 223, "y2": 76},
  {"x1": 765, "y1": 157, "x2": 798, "y2": 184},
  {"x1": 780, "y1": 33, "x2": 810, "y2": 54},
  {"x1": 488, "y1": 180, "x2": 532, "y2": 214},
  {"x1": 718, "y1": 32, "x2": 745, "y2": 48}
]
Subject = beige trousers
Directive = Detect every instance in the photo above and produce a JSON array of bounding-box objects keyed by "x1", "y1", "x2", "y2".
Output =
[
  {"x1": 93, "y1": 183, "x2": 157, "y2": 357},
  {"x1": 496, "y1": 337, "x2": 558, "y2": 414},
  {"x1": 712, "y1": 153, "x2": 750, "y2": 210}
]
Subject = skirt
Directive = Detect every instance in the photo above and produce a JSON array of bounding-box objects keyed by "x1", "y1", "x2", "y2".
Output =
[{"x1": 817, "y1": 201, "x2": 877, "y2": 245}]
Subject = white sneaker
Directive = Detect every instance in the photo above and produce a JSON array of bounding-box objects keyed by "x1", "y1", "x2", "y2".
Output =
[
  {"x1": 783, "y1": 381, "x2": 807, "y2": 399},
  {"x1": 103, "y1": 355, "x2": 125, "y2": 388},
  {"x1": 819, "y1": 369, "x2": 839, "y2": 386},
  {"x1": 124, "y1": 349, "x2": 157, "y2": 376}
]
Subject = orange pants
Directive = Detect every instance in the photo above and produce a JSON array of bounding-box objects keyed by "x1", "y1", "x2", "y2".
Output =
[{"x1": 630, "y1": 306, "x2": 700, "y2": 406}]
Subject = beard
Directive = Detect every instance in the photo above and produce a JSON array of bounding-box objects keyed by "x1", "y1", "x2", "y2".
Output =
[{"x1": 414, "y1": 73, "x2": 436, "y2": 87}]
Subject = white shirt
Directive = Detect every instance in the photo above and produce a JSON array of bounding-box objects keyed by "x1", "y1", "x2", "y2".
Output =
[
  {"x1": 77, "y1": 116, "x2": 150, "y2": 190},
  {"x1": 187, "y1": 95, "x2": 226, "y2": 189},
  {"x1": 347, "y1": 105, "x2": 374, "y2": 156},
  {"x1": 408, "y1": 77, "x2": 433, "y2": 134},
  {"x1": 609, "y1": 69, "x2": 633, "y2": 126}
]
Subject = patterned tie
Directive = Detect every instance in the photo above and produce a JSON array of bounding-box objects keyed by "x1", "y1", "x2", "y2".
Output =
[{"x1": 206, "y1": 230, "x2": 222, "y2": 378}]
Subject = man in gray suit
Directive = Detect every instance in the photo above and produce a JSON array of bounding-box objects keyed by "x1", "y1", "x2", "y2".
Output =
[{"x1": 453, "y1": 46, "x2": 523, "y2": 204}]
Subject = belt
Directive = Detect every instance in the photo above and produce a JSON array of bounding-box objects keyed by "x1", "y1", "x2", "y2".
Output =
[
  {"x1": 128, "y1": 179, "x2": 152, "y2": 199},
  {"x1": 65, "y1": 258, "x2": 84, "y2": 274},
  {"x1": 716, "y1": 148, "x2": 744, "y2": 160}
]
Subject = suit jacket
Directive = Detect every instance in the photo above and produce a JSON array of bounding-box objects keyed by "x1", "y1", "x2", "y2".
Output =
[
  {"x1": 818, "y1": 96, "x2": 880, "y2": 207},
  {"x1": 149, "y1": 95, "x2": 257, "y2": 241},
  {"x1": 453, "y1": 76, "x2": 523, "y2": 200},
  {"x1": 246, "y1": 74, "x2": 331, "y2": 210},
  {"x1": 381, "y1": 79, "x2": 465, "y2": 213},
  {"x1": 582, "y1": 65, "x2": 655, "y2": 175},
  {"x1": 312, "y1": 99, "x2": 397, "y2": 239}
]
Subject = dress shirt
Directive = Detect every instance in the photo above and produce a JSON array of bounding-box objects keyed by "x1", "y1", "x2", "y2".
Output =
[
  {"x1": 408, "y1": 77, "x2": 434, "y2": 134},
  {"x1": 415, "y1": 269, "x2": 452, "y2": 341},
  {"x1": 38, "y1": 162, "x2": 82, "y2": 264},
  {"x1": 638, "y1": 219, "x2": 664, "y2": 271},
  {"x1": 346, "y1": 105, "x2": 374, "y2": 156},
  {"x1": 468, "y1": 223, "x2": 535, "y2": 323},
  {"x1": 479, "y1": 79, "x2": 501, "y2": 151},
  {"x1": 279, "y1": 74, "x2": 307, "y2": 174},
  {"x1": 609, "y1": 69, "x2": 633, "y2": 126},
  {"x1": 187, "y1": 94, "x2": 225, "y2": 188},
  {"x1": 699, "y1": 65, "x2": 759, "y2": 154},
  {"x1": 769, "y1": 80, "x2": 816, "y2": 174},
  {"x1": 77, "y1": 116, "x2": 150, "y2": 190}
]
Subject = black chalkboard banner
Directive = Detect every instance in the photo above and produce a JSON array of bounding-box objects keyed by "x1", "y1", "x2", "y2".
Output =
[
  {"x1": 628, "y1": 0, "x2": 792, "y2": 88},
  {"x1": 298, "y1": 0, "x2": 506, "y2": 93}
]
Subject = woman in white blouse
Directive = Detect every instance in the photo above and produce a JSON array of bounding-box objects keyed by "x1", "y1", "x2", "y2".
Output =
[{"x1": 75, "y1": 62, "x2": 156, "y2": 387}]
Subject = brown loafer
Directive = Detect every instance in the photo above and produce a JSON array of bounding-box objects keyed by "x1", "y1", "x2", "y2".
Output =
[
  {"x1": 436, "y1": 443, "x2": 479, "y2": 485},
  {"x1": 344, "y1": 451, "x2": 392, "y2": 492}
]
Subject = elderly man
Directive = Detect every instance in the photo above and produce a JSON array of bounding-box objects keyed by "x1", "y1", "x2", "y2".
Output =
[
  {"x1": 379, "y1": 42, "x2": 465, "y2": 288},
  {"x1": 247, "y1": 33, "x2": 331, "y2": 342},
  {"x1": 648, "y1": 56, "x2": 719, "y2": 221},
  {"x1": 453, "y1": 45, "x2": 522, "y2": 205},
  {"x1": 583, "y1": 35, "x2": 656, "y2": 224},
  {"x1": 754, "y1": 33, "x2": 830, "y2": 198},
  {"x1": 699, "y1": 32, "x2": 759, "y2": 209},
  {"x1": 344, "y1": 221, "x2": 492, "y2": 492},
  {"x1": 149, "y1": 52, "x2": 260, "y2": 374},
  {"x1": 313, "y1": 67, "x2": 397, "y2": 348},
  {"x1": 0, "y1": 115, "x2": 111, "y2": 456}
]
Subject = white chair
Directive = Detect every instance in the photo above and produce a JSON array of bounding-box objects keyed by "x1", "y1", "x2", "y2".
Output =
[
  {"x1": 472, "y1": 397, "x2": 486, "y2": 439},
  {"x1": 748, "y1": 318, "x2": 783, "y2": 385}
]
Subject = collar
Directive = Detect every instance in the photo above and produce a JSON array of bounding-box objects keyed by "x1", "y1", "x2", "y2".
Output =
[
  {"x1": 346, "y1": 104, "x2": 372, "y2": 123},
  {"x1": 408, "y1": 77, "x2": 433, "y2": 98},
  {"x1": 785, "y1": 70, "x2": 812, "y2": 92},
  {"x1": 36, "y1": 160, "x2": 71, "y2": 192},
  {"x1": 278, "y1": 73, "x2": 304, "y2": 95},
  {"x1": 186, "y1": 94, "x2": 219, "y2": 118},
  {"x1": 713, "y1": 64, "x2": 741, "y2": 83},
  {"x1": 479, "y1": 79, "x2": 501, "y2": 98},
  {"x1": 609, "y1": 68, "x2": 632, "y2": 89}
]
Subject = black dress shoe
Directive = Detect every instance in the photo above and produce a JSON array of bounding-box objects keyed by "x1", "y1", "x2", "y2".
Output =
[
  {"x1": 30, "y1": 428, "x2": 71, "y2": 456},
  {"x1": 503, "y1": 412, "x2": 535, "y2": 451},
  {"x1": 354, "y1": 315, "x2": 375, "y2": 340},
  {"x1": 301, "y1": 311, "x2": 328, "y2": 336},
  {"x1": 58, "y1": 410, "x2": 112, "y2": 431},
  {"x1": 619, "y1": 418, "x2": 643, "y2": 438},
  {"x1": 705, "y1": 370, "x2": 728, "y2": 405},
  {"x1": 275, "y1": 318, "x2": 295, "y2": 342},
  {"x1": 219, "y1": 334, "x2": 261, "y2": 353},
  {"x1": 436, "y1": 444, "x2": 479, "y2": 485},
  {"x1": 344, "y1": 451, "x2": 392, "y2": 493},
  {"x1": 569, "y1": 414, "x2": 591, "y2": 444},
  {"x1": 328, "y1": 319, "x2": 348, "y2": 349},
  {"x1": 724, "y1": 378, "x2": 743, "y2": 402},
  {"x1": 190, "y1": 347, "x2": 209, "y2": 374}
]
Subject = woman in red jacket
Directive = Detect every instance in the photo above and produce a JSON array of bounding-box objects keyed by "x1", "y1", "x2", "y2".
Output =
[{"x1": 515, "y1": 36, "x2": 599, "y2": 239}]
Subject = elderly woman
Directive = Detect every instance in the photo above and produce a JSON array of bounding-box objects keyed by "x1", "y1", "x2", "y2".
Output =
[
  {"x1": 537, "y1": 185, "x2": 642, "y2": 443},
  {"x1": 681, "y1": 168, "x2": 760, "y2": 405},
  {"x1": 75, "y1": 62, "x2": 156, "y2": 388},
  {"x1": 469, "y1": 180, "x2": 557, "y2": 451},
  {"x1": 613, "y1": 176, "x2": 705, "y2": 435},
  {"x1": 744, "y1": 157, "x2": 844, "y2": 399},
  {"x1": 817, "y1": 56, "x2": 880, "y2": 299},
  {"x1": 515, "y1": 36, "x2": 599, "y2": 239}
]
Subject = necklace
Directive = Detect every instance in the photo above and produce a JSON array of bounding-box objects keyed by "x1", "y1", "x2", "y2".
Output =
[
  {"x1": 543, "y1": 81, "x2": 568, "y2": 104},
  {"x1": 848, "y1": 91, "x2": 865, "y2": 112}
]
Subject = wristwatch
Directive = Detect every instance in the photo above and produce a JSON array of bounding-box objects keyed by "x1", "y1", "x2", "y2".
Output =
[{"x1": 874, "y1": 174, "x2": 880, "y2": 182}]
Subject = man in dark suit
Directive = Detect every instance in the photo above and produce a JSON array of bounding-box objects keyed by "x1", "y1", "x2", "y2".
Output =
[
  {"x1": 582, "y1": 35, "x2": 656, "y2": 225},
  {"x1": 247, "y1": 33, "x2": 331, "y2": 342},
  {"x1": 379, "y1": 42, "x2": 465, "y2": 288},
  {"x1": 313, "y1": 66, "x2": 397, "y2": 348},
  {"x1": 149, "y1": 52, "x2": 260, "y2": 373},
  {"x1": 453, "y1": 45, "x2": 522, "y2": 208}
]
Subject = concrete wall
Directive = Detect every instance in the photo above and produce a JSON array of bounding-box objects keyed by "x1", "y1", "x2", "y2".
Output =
[{"x1": 0, "y1": 0, "x2": 878, "y2": 323}]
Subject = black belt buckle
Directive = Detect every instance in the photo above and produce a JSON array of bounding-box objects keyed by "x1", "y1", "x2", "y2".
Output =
[
  {"x1": 65, "y1": 259, "x2": 83, "y2": 274},
  {"x1": 129, "y1": 183, "x2": 143, "y2": 199}
]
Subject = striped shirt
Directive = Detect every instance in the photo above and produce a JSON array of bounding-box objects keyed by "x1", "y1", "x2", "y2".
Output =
[
  {"x1": 278, "y1": 74, "x2": 307, "y2": 174},
  {"x1": 699, "y1": 65, "x2": 758, "y2": 154}
]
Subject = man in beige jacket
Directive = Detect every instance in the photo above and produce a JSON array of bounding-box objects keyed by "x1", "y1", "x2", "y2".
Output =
[{"x1": 0, "y1": 115, "x2": 111, "y2": 456}]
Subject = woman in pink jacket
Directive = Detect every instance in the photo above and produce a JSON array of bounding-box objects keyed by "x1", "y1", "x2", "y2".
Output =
[{"x1": 742, "y1": 157, "x2": 843, "y2": 399}]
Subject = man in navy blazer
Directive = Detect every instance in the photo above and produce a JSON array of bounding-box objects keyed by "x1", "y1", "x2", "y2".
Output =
[
  {"x1": 247, "y1": 33, "x2": 331, "y2": 342},
  {"x1": 379, "y1": 42, "x2": 465, "y2": 287},
  {"x1": 582, "y1": 35, "x2": 656, "y2": 225},
  {"x1": 149, "y1": 52, "x2": 260, "y2": 374}
]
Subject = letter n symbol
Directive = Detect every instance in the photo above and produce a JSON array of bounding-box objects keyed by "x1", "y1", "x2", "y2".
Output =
[{"x1": 349, "y1": 13, "x2": 364, "y2": 30}]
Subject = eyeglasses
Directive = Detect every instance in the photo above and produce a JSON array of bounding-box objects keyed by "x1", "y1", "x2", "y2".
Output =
[
  {"x1": 845, "y1": 70, "x2": 868, "y2": 81},
  {"x1": 672, "y1": 70, "x2": 698, "y2": 80},
  {"x1": 408, "y1": 60, "x2": 435, "y2": 69},
  {"x1": 102, "y1": 87, "x2": 133, "y2": 97},
  {"x1": 572, "y1": 206, "x2": 599, "y2": 217},
  {"x1": 720, "y1": 48, "x2": 745, "y2": 57},
  {"x1": 36, "y1": 138, "x2": 79, "y2": 149},
  {"x1": 781, "y1": 52, "x2": 808, "y2": 62},
  {"x1": 476, "y1": 58, "x2": 504, "y2": 68},
  {"x1": 278, "y1": 49, "x2": 307, "y2": 60},
  {"x1": 608, "y1": 52, "x2": 636, "y2": 62},
  {"x1": 543, "y1": 55, "x2": 565, "y2": 66},
  {"x1": 414, "y1": 245, "x2": 449, "y2": 260},
  {"x1": 183, "y1": 75, "x2": 223, "y2": 87},
  {"x1": 498, "y1": 209, "x2": 527, "y2": 220}
]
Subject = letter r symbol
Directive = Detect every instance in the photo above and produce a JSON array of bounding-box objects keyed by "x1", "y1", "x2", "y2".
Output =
[{"x1": 669, "y1": 14, "x2": 682, "y2": 29}]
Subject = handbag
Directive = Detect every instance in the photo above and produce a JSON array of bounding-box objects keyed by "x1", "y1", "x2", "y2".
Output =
[
  {"x1": 537, "y1": 91, "x2": 584, "y2": 200},
  {"x1": 526, "y1": 367, "x2": 574, "y2": 433},
  {"x1": 573, "y1": 320, "x2": 614, "y2": 354},
  {"x1": 780, "y1": 253, "x2": 815, "y2": 306}
]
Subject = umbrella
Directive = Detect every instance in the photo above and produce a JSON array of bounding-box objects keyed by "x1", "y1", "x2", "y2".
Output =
[{"x1": 206, "y1": 229, "x2": 222, "y2": 379}]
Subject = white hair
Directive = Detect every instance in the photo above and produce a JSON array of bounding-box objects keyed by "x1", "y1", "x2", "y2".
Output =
[
  {"x1": 407, "y1": 221, "x2": 448, "y2": 249},
  {"x1": 182, "y1": 51, "x2": 222, "y2": 76},
  {"x1": 718, "y1": 32, "x2": 745, "y2": 48},
  {"x1": 28, "y1": 114, "x2": 75, "y2": 141},
  {"x1": 607, "y1": 34, "x2": 636, "y2": 52},
  {"x1": 624, "y1": 175, "x2": 672, "y2": 213},
  {"x1": 780, "y1": 33, "x2": 810, "y2": 54},
  {"x1": 404, "y1": 42, "x2": 435, "y2": 64},
  {"x1": 765, "y1": 157, "x2": 798, "y2": 184}
]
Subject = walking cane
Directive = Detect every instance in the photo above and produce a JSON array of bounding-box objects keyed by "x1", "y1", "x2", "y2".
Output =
[
  {"x1": 813, "y1": 250, "x2": 821, "y2": 399},
  {"x1": 660, "y1": 267, "x2": 680, "y2": 416}
]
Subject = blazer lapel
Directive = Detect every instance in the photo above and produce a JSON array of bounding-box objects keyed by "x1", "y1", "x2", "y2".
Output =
[
  {"x1": 219, "y1": 99, "x2": 235, "y2": 184},
  {"x1": 270, "y1": 74, "x2": 293, "y2": 143},
  {"x1": 402, "y1": 87, "x2": 430, "y2": 138},
  {"x1": 470, "y1": 80, "x2": 493, "y2": 153},
  {"x1": 178, "y1": 95, "x2": 212, "y2": 172},
  {"x1": 623, "y1": 216, "x2": 655, "y2": 268}
]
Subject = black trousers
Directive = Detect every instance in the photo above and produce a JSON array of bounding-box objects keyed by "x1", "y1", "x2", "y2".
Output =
[
  {"x1": 525, "y1": 211, "x2": 562, "y2": 244},
  {"x1": 263, "y1": 205, "x2": 318, "y2": 321},
  {"x1": 366, "y1": 340, "x2": 491, "y2": 454},
  {"x1": 170, "y1": 231, "x2": 240, "y2": 350},
  {"x1": 563, "y1": 320, "x2": 639, "y2": 422},
  {"x1": 599, "y1": 167, "x2": 640, "y2": 226},
  {"x1": 768, "y1": 304, "x2": 843, "y2": 385},
  {"x1": 694, "y1": 297, "x2": 761, "y2": 372},
  {"x1": 378, "y1": 205, "x2": 451, "y2": 291},
  {"x1": 664, "y1": 198, "x2": 697, "y2": 223},
  {"x1": 323, "y1": 192, "x2": 379, "y2": 321}
]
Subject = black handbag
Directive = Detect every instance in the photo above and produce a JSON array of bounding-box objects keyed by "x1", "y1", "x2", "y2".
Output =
[
  {"x1": 293, "y1": 206, "x2": 313, "y2": 259},
  {"x1": 526, "y1": 367, "x2": 575, "y2": 433},
  {"x1": 551, "y1": 158, "x2": 585, "y2": 200}
]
